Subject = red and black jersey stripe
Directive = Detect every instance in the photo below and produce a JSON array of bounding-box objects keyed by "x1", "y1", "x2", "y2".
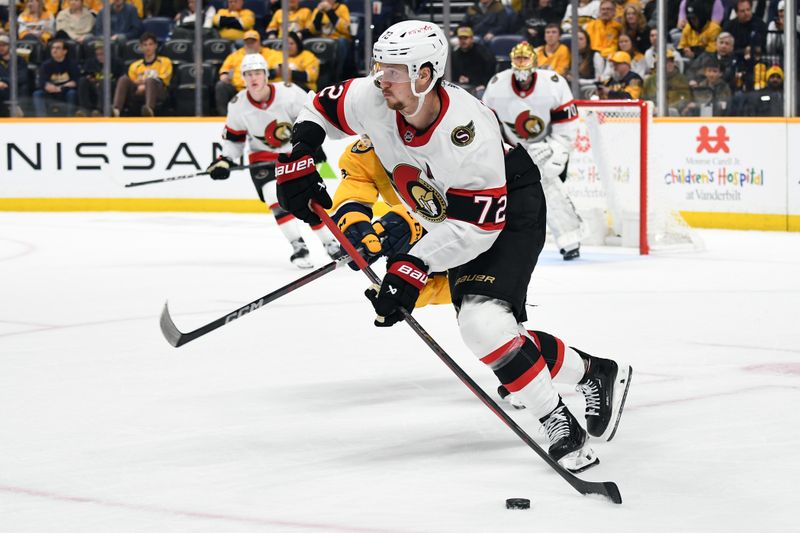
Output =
[
  {"x1": 224, "y1": 126, "x2": 246, "y2": 143},
  {"x1": 550, "y1": 100, "x2": 578, "y2": 124},
  {"x1": 312, "y1": 79, "x2": 356, "y2": 135},
  {"x1": 446, "y1": 185, "x2": 508, "y2": 231}
]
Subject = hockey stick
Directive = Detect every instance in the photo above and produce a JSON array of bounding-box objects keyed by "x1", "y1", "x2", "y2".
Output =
[
  {"x1": 311, "y1": 202, "x2": 623, "y2": 504},
  {"x1": 160, "y1": 256, "x2": 349, "y2": 347},
  {"x1": 124, "y1": 162, "x2": 274, "y2": 188}
]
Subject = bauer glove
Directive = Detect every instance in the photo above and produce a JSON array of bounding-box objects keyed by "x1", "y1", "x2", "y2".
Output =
[
  {"x1": 276, "y1": 142, "x2": 332, "y2": 225},
  {"x1": 365, "y1": 254, "x2": 428, "y2": 327},
  {"x1": 207, "y1": 156, "x2": 233, "y2": 180}
]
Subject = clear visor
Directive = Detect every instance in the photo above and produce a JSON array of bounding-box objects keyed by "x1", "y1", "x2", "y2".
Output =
[{"x1": 370, "y1": 60, "x2": 412, "y2": 83}]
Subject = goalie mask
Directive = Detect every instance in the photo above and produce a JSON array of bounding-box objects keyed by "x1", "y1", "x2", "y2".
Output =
[{"x1": 510, "y1": 41, "x2": 537, "y2": 83}]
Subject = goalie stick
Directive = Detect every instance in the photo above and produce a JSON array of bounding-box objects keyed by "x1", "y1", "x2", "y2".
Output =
[
  {"x1": 124, "y1": 162, "x2": 274, "y2": 188},
  {"x1": 311, "y1": 202, "x2": 623, "y2": 505},
  {"x1": 160, "y1": 256, "x2": 349, "y2": 347}
]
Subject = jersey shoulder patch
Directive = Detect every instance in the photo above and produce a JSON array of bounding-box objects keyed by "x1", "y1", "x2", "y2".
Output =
[
  {"x1": 551, "y1": 74, "x2": 559, "y2": 82},
  {"x1": 230, "y1": 94, "x2": 239, "y2": 104},
  {"x1": 489, "y1": 74, "x2": 498, "y2": 85},
  {"x1": 351, "y1": 136, "x2": 374, "y2": 153},
  {"x1": 451, "y1": 121, "x2": 475, "y2": 147}
]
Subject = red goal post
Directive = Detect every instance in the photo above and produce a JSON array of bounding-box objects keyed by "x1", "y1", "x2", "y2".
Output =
[{"x1": 570, "y1": 99, "x2": 701, "y2": 255}]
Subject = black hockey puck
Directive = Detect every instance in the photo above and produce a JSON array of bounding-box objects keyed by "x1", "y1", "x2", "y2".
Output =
[{"x1": 505, "y1": 498, "x2": 530, "y2": 510}]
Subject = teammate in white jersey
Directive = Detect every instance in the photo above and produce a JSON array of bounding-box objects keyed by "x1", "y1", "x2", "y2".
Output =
[
  {"x1": 205, "y1": 53, "x2": 341, "y2": 269},
  {"x1": 275, "y1": 21, "x2": 632, "y2": 472},
  {"x1": 482, "y1": 41, "x2": 583, "y2": 260}
]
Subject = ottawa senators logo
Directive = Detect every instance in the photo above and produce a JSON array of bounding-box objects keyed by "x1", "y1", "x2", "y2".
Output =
[
  {"x1": 505, "y1": 111, "x2": 545, "y2": 140},
  {"x1": 259, "y1": 120, "x2": 292, "y2": 148},
  {"x1": 390, "y1": 163, "x2": 446, "y2": 223},
  {"x1": 451, "y1": 121, "x2": 475, "y2": 147}
]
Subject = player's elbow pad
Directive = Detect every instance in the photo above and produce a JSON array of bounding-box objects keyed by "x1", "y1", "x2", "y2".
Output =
[{"x1": 291, "y1": 121, "x2": 326, "y2": 150}]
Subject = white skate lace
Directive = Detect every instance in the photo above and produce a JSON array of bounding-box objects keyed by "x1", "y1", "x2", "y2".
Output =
[
  {"x1": 542, "y1": 406, "x2": 570, "y2": 443},
  {"x1": 577, "y1": 381, "x2": 600, "y2": 416}
]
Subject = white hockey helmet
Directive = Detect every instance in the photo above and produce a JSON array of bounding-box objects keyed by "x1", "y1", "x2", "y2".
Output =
[
  {"x1": 240, "y1": 53, "x2": 268, "y2": 78},
  {"x1": 372, "y1": 20, "x2": 448, "y2": 97}
]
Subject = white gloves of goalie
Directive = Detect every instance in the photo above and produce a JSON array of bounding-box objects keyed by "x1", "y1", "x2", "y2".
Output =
[{"x1": 528, "y1": 138, "x2": 570, "y2": 180}]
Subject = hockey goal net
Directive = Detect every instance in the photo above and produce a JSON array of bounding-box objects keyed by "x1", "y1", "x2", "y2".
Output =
[{"x1": 568, "y1": 100, "x2": 703, "y2": 254}]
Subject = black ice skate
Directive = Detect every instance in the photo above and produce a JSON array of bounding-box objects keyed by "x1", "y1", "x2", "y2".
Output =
[
  {"x1": 539, "y1": 399, "x2": 598, "y2": 473},
  {"x1": 560, "y1": 246, "x2": 580, "y2": 260},
  {"x1": 290, "y1": 239, "x2": 313, "y2": 269},
  {"x1": 577, "y1": 356, "x2": 632, "y2": 441}
]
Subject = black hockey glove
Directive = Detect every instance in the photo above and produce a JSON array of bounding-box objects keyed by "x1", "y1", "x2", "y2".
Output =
[
  {"x1": 207, "y1": 156, "x2": 233, "y2": 180},
  {"x1": 365, "y1": 254, "x2": 428, "y2": 327},
  {"x1": 333, "y1": 204, "x2": 382, "y2": 270},
  {"x1": 276, "y1": 142, "x2": 332, "y2": 224},
  {"x1": 372, "y1": 208, "x2": 424, "y2": 260}
]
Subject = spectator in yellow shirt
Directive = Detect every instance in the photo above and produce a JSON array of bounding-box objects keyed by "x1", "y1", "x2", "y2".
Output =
[
  {"x1": 112, "y1": 32, "x2": 172, "y2": 116},
  {"x1": 584, "y1": 0, "x2": 621, "y2": 58},
  {"x1": 213, "y1": 0, "x2": 255, "y2": 41},
  {"x1": 269, "y1": 31, "x2": 320, "y2": 91},
  {"x1": 678, "y1": 2, "x2": 721, "y2": 61},
  {"x1": 306, "y1": 0, "x2": 351, "y2": 79},
  {"x1": 18, "y1": 0, "x2": 55, "y2": 44},
  {"x1": 535, "y1": 23, "x2": 570, "y2": 76},
  {"x1": 214, "y1": 29, "x2": 281, "y2": 114},
  {"x1": 266, "y1": 0, "x2": 313, "y2": 39}
]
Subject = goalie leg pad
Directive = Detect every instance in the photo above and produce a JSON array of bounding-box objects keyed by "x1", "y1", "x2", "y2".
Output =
[{"x1": 540, "y1": 174, "x2": 582, "y2": 251}]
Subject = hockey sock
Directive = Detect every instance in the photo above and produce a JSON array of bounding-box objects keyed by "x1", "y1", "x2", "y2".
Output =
[
  {"x1": 483, "y1": 336, "x2": 559, "y2": 419},
  {"x1": 310, "y1": 222, "x2": 337, "y2": 245},
  {"x1": 524, "y1": 329, "x2": 586, "y2": 386},
  {"x1": 270, "y1": 202, "x2": 303, "y2": 243}
]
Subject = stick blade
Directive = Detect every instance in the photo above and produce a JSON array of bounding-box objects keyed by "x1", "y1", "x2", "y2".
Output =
[
  {"x1": 159, "y1": 302, "x2": 186, "y2": 347},
  {"x1": 579, "y1": 480, "x2": 622, "y2": 504}
]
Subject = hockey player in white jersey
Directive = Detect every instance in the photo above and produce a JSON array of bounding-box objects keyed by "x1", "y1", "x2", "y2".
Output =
[
  {"x1": 275, "y1": 20, "x2": 632, "y2": 472},
  {"x1": 205, "y1": 53, "x2": 341, "y2": 268},
  {"x1": 482, "y1": 41, "x2": 583, "y2": 260}
]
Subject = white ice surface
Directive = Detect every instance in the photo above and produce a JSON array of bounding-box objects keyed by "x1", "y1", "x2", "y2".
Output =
[{"x1": 1, "y1": 212, "x2": 798, "y2": 533}]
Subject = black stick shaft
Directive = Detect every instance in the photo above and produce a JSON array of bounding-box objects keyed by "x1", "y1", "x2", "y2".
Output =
[
  {"x1": 161, "y1": 258, "x2": 343, "y2": 347},
  {"x1": 124, "y1": 162, "x2": 274, "y2": 188},
  {"x1": 311, "y1": 202, "x2": 621, "y2": 504}
]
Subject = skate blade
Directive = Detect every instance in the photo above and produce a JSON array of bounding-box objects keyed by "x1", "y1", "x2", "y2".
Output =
[
  {"x1": 558, "y1": 445, "x2": 599, "y2": 473},
  {"x1": 601, "y1": 364, "x2": 633, "y2": 442},
  {"x1": 291, "y1": 258, "x2": 314, "y2": 269}
]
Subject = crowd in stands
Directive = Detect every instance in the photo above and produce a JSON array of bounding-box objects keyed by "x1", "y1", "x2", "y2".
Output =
[
  {"x1": 452, "y1": 0, "x2": 796, "y2": 116},
  {"x1": 0, "y1": 0, "x2": 797, "y2": 117}
]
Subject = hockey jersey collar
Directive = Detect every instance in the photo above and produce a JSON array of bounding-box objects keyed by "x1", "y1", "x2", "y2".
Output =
[
  {"x1": 247, "y1": 84, "x2": 276, "y2": 110},
  {"x1": 395, "y1": 85, "x2": 450, "y2": 147},
  {"x1": 511, "y1": 72, "x2": 537, "y2": 98}
]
